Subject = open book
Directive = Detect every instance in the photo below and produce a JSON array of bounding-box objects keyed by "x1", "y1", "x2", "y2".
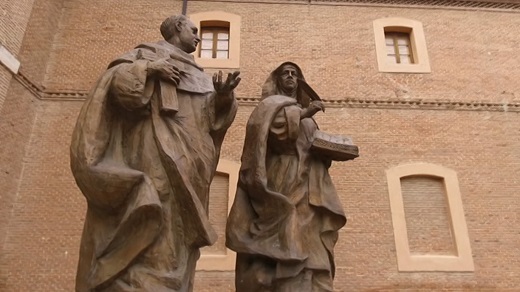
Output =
[{"x1": 311, "y1": 130, "x2": 359, "y2": 161}]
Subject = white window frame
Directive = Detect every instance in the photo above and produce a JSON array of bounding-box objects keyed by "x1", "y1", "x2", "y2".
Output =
[
  {"x1": 190, "y1": 11, "x2": 241, "y2": 69},
  {"x1": 386, "y1": 163, "x2": 474, "y2": 272},
  {"x1": 374, "y1": 18, "x2": 431, "y2": 73}
]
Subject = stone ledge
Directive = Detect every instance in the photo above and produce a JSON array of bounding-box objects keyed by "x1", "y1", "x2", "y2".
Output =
[
  {"x1": 13, "y1": 71, "x2": 520, "y2": 112},
  {"x1": 188, "y1": 0, "x2": 520, "y2": 12}
]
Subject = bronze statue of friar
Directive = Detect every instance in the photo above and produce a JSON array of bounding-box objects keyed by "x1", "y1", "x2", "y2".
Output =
[{"x1": 70, "y1": 15, "x2": 240, "y2": 291}]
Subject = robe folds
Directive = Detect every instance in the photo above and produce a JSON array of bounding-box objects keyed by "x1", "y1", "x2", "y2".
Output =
[
  {"x1": 71, "y1": 40, "x2": 237, "y2": 291},
  {"x1": 226, "y1": 95, "x2": 346, "y2": 292}
]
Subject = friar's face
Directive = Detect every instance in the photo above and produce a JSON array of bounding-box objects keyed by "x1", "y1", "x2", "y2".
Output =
[
  {"x1": 177, "y1": 19, "x2": 201, "y2": 54},
  {"x1": 278, "y1": 64, "x2": 299, "y2": 93}
]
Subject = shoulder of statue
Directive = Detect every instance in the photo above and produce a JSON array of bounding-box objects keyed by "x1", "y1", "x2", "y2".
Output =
[
  {"x1": 135, "y1": 42, "x2": 160, "y2": 53},
  {"x1": 262, "y1": 95, "x2": 297, "y2": 105}
]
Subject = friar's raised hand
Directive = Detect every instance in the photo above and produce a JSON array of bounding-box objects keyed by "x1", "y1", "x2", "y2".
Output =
[{"x1": 213, "y1": 71, "x2": 241, "y2": 97}]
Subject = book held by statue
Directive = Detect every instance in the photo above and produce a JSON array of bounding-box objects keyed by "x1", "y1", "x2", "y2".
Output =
[{"x1": 311, "y1": 130, "x2": 359, "y2": 161}]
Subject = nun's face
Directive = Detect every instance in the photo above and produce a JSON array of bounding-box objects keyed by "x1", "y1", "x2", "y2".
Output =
[{"x1": 278, "y1": 64, "x2": 299, "y2": 92}]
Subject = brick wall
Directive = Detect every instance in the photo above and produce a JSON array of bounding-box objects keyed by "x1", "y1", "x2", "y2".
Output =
[
  {"x1": 18, "y1": 0, "x2": 66, "y2": 85},
  {"x1": 0, "y1": 82, "x2": 39, "y2": 291},
  {"x1": 0, "y1": 0, "x2": 36, "y2": 289},
  {"x1": 0, "y1": 0, "x2": 65, "y2": 289},
  {"x1": 1, "y1": 0, "x2": 519, "y2": 291},
  {"x1": 3, "y1": 102, "x2": 519, "y2": 291},
  {"x1": 0, "y1": 0, "x2": 35, "y2": 109},
  {"x1": 42, "y1": 1, "x2": 520, "y2": 103},
  {"x1": 0, "y1": 66, "x2": 12, "y2": 111},
  {"x1": 401, "y1": 176, "x2": 455, "y2": 255},
  {"x1": 1, "y1": 101, "x2": 81, "y2": 291},
  {"x1": 44, "y1": 0, "x2": 184, "y2": 91},
  {"x1": 0, "y1": 0, "x2": 35, "y2": 54}
]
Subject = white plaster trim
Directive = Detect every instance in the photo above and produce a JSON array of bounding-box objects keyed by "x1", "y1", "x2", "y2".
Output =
[
  {"x1": 196, "y1": 159, "x2": 240, "y2": 271},
  {"x1": 386, "y1": 163, "x2": 474, "y2": 272},
  {"x1": 0, "y1": 45, "x2": 20, "y2": 74}
]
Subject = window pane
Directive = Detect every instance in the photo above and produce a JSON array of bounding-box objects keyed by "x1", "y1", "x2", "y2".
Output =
[
  {"x1": 400, "y1": 55, "x2": 412, "y2": 64},
  {"x1": 216, "y1": 50, "x2": 228, "y2": 59},
  {"x1": 201, "y1": 39, "x2": 213, "y2": 50},
  {"x1": 386, "y1": 44, "x2": 396, "y2": 54},
  {"x1": 387, "y1": 54, "x2": 398, "y2": 64},
  {"x1": 202, "y1": 32, "x2": 214, "y2": 39},
  {"x1": 217, "y1": 32, "x2": 229, "y2": 40},
  {"x1": 217, "y1": 40, "x2": 229, "y2": 50},
  {"x1": 397, "y1": 38, "x2": 410, "y2": 46},
  {"x1": 398, "y1": 45, "x2": 411, "y2": 54},
  {"x1": 201, "y1": 50, "x2": 213, "y2": 59},
  {"x1": 384, "y1": 31, "x2": 414, "y2": 65}
]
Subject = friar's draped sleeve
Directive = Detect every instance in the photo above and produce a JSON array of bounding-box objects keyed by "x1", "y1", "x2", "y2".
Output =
[
  {"x1": 208, "y1": 91, "x2": 238, "y2": 151},
  {"x1": 109, "y1": 60, "x2": 154, "y2": 111},
  {"x1": 71, "y1": 59, "x2": 164, "y2": 290}
]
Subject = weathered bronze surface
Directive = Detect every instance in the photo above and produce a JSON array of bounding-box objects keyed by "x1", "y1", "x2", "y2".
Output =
[
  {"x1": 70, "y1": 15, "x2": 240, "y2": 291},
  {"x1": 226, "y1": 62, "x2": 357, "y2": 292}
]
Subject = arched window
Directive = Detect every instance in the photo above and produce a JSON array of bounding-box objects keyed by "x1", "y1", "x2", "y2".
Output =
[
  {"x1": 196, "y1": 159, "x2": 240, "y2": 271},
  {"x1": 386, "y1": 163, "x2": 474, "y2": 272}
]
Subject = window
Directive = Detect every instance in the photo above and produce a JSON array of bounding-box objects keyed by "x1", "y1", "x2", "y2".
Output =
[
  {"x1": 196, "y1": 159, "x2": 240, "y2": 271},
  {"x1": 385, "y1": 31, "x2": 413, "y2": 64},
  {"x1": 200, "y1": 23, "x2": 230, "y2": 60},
  {"x1": 374, "y1": 18, "x2": 431, "y2": 73},
  {"x1": 189, "y1": 11, "x2": 241, "y2": 68},
  {"x1": 386, "y1": 163, "x2": 474, "y2": 272}
]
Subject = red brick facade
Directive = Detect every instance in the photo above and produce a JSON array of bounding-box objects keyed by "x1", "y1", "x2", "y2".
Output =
[{"x1": 1, "y1": 0, "x2": 519, "y2": 291}]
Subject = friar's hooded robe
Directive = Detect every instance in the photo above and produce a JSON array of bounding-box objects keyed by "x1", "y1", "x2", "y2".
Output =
[{"x1": 71, "y1": 40, "x2": 237, "y2": 291}]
